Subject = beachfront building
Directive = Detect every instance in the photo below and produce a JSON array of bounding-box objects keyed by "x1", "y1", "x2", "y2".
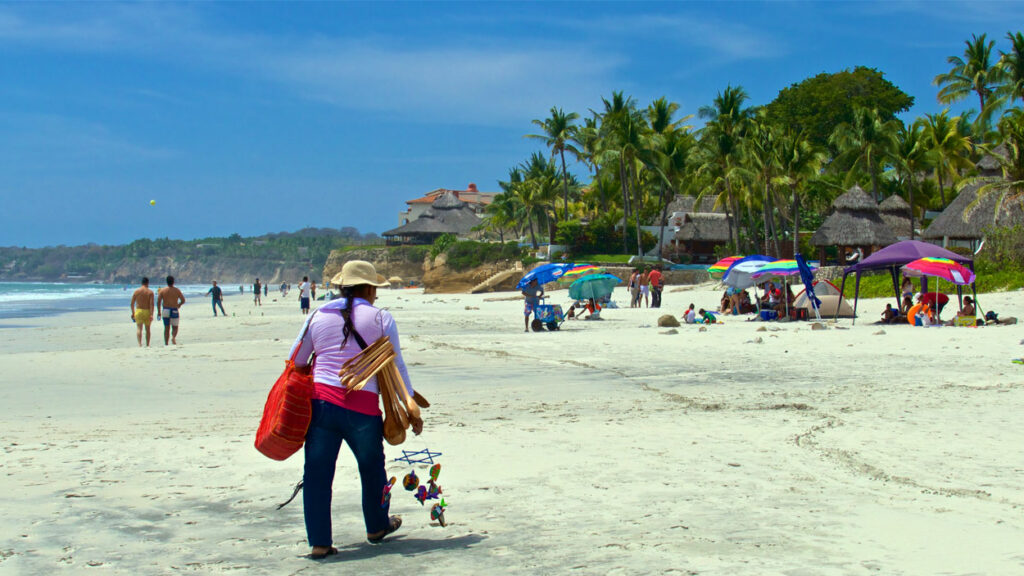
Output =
[
  {"x1": 382, "y1": 191, "x2": 483, "y2": 246},
  {"x1": 672, "y1": 213, "x2": 731, "y2": 263},
  {"x1": 922, "y1": 147, "x2": 1024, "y2": 250},
  {"x1": 811, "y1": 184, "x2": 898, "y2": 264},
  {"x1": 396, "y1": 183, "x2": 497, "y2": 227}
]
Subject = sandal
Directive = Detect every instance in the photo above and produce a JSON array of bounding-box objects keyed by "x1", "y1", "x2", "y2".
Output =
[
  {"x1": 310, "y1": 546, "x2": 338, "y2": 560},
  {"x1": 367, "y1": 515, "x2": 402, "y2": 544}
]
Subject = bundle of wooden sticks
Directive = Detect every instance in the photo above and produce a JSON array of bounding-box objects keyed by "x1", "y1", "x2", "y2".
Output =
[{"x1": 340, "y1": 336, "x2": 429, "y2": 445}]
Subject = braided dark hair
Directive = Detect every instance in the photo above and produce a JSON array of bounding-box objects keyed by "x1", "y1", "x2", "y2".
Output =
[{"x1": 340, "y1": 286, "x2": 356, "y2": 348}]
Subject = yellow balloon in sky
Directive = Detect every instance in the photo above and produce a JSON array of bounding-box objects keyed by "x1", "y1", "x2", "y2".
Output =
[{"x1": 150, "y1": 200, "x2": 156, "y2": 206}]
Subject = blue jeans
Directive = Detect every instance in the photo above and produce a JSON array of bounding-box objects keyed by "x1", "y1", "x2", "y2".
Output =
[
  {"x1": 303, "y1": 399, "x2": 389, "y2": 546},
  {"x1": 212, "y1": 299, "x2": 226, "y2": 316}
]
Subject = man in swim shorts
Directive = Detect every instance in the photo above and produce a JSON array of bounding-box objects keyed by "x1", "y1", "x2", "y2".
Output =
[
  {"x1": 130, "y1": 277, "x2": 155, "y2": 347},
  {"x1": 298, "y1": 276, "x2": 312, "y2": 315},
  {"x1": 253, "y1": 278, "x2": 262, "y2": 306},
  {"x1": 157, "y1": 275, "x2": 186, "y2": 345},
  {"x1": 521, "y1": 278, "x2": 543, "y2": 332}
]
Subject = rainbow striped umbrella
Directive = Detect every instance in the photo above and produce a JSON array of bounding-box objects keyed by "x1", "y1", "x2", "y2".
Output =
[
  {"x1": 903, "y1": 257, "x2": 975, "y2": 285},
  {"x1": 557, "y1": 264, "x2": 605, "y2": 283},
  {"x1": 708, "y1": 255, "x2": 743, "y2": 277},
  {"x1": 750, "y1": 259, "x2": 818, "y2": 280}
]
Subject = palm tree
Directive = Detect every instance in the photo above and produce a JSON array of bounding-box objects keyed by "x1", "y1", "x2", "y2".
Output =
[
  {"x1": 572, "y1": 116, "x2": 601, "y2": 177},
  {"x1": 527, "y1": 107, "x2": 581, "y2": 221},
  {"x1": 997, "y1": 31, "x2": 1024, "y2": 106},
  {"x1": 742, "y1": 113, "x2": 782, "y2": 256},
  {"x1": 774, "y1": 129, "x2": 825, "y2": 254},
  {"x1": 650, "y1": 126, "x2": 695, "y2": 259},
  {"x1": 646, "y1": 97, "x2": 693, "y2": 257},
  {"x1": 962, "y1": 108, "x2": 1024, "y2": 223},
  {"x1": 482, "y1": 191, "x2": 522, "y2": 243},
  {"x1": 697, "y1": 85, "x2": 752, "y2": 249},
  {"x1": 519, "y1": 152, "x2": 561, "y2": 247},
  {"x1": 934, "y1": 33, "x2": 1007, "y2": 136},
  {"x1": 830, "y1": 107, "x2": 899, "y2": 201},
  {"x1": 888, "y1": 121, "x2": 931, "y2": 239},
  {"x1": 920, "y1": 110, "x2": 974, "y2": 208},
  {"x1": 595, "y1": 91, "x2": 645, "y2": 254}
]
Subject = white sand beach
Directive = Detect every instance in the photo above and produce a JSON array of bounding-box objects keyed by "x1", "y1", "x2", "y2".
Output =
[{"x1": 2, "y1": 287, "x2": 1023, "y2": 575}]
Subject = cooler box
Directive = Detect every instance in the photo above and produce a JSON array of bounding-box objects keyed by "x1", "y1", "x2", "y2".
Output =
[{"x1": 760, "y1": 310, "x2": 778, "y2": 321}]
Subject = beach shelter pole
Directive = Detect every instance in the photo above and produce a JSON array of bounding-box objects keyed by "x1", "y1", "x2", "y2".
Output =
[
  {"x1": 837, "y1": 271, "x2": 849, "y2": 322},
  {"x1": 852, "y1": 272, "x2": 862, "y2": 325},
  {"x1": 889, "y1": 267, "x2": 901, "y2": 309},
  {"x1": 784, "y1": 278, "x2": 789, "y2": 318}
]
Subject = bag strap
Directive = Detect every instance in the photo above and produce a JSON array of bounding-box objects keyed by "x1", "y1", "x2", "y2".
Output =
[
  {"x1": 339, "y1": 298, "x2": 371, "y2": 350},
  {"x1": 288, "y1": 310, "x2": 317, "y2": 363}
]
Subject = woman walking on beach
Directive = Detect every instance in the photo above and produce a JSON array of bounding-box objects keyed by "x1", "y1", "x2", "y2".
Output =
[{"x1": 289, "y1": 260, "x2": 420, "y2": 558}]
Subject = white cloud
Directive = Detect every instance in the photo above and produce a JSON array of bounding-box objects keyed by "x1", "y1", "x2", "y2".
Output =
[
  {"x1": 257, "y1": 41, "x2": 624, "y2": 125},
  {"x1": 567, "y1": 13, "x2": 788, "y2": 61},
  {"x1": 0, "y1": 113, "x2": 177, "y2": 170},
  {"x1": 0, "y1": 5, "x2": 627, "y2": 126}
]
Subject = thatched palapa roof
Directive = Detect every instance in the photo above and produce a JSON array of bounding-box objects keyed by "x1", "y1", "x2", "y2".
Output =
[
  {"x1": 674, "y1": 213, "x2": 731, "y2": 242},
  {"x1": 661, "y1": 194, "x2": 723, "y2": 224},
  {"x1": 383, "y1": 192, "x2": 482, "y2": 238},
  {"x1": 878, "y1": 194, "x2": 912, "y2": 239},
  {"x1": 921, "y1": 181, "x2": 1024, "y2": 240},
  {"x1": 811, "y1": 185, "x2": 898, "y2": 247},
  {"x1": 976, "y1": 144, "x2": 1008, "y2": 176}
]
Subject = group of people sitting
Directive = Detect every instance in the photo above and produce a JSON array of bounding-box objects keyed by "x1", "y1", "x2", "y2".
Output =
[
  {"x1": 566, "y1": 297, "x2": 606, "y2": 320},
  {"x1": 719, "y1": 288, "x2": 756, "y2": 315},
  {"x1": 683, "y1": 303, "x2": 719, "y2": 325},
  {"x1": 719, "y1": 281, "x2": 795, "y2": 318},
  {"x1": 878, "y1": 277, "x2": 978, "y2": 326}
]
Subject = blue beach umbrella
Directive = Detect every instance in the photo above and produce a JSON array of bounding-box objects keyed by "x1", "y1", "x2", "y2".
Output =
[
  {"x1": 516, "y1": 263, "x2": 574, "y2": 289},
  {"x1": 568, "y1": 273, "x2": 621, "y2": 301}
]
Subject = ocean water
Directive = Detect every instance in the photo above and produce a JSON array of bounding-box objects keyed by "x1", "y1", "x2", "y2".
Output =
[{"x1": 0, "y1": 282, "x2": 219, "y2": 322}]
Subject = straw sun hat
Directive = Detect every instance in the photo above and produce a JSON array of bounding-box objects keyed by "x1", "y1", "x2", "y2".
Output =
[{"x1": 330, "y1": 260, "x2": 390, "y2": 288}]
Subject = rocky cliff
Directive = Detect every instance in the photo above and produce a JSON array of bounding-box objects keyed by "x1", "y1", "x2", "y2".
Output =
[
  {"x1": 322, "y1": 247, "x2": 428, "y2": 286},
  {"x1": 102, "y1": 257, "x2": 321, "y2": 286}
]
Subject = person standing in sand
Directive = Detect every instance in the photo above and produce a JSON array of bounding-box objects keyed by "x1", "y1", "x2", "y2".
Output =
[
  {"x1": 206, "y1": 281, "x2": 227, "y2": 316},
  {"x1": 157, "y1": 276, "x2": 186, "y2": 345},
  {"x1": 649, "y1": 266, "x2": 663, "y2": 308},
  {"x1": 130, "y1": 277, "x2": 155, "y2": 347},
  {"x1": 639, "y1": 267, "x2": 651, "y2": 308},
  {"x1": 253, "y1": 278, "x2": 262, "y2": 306},
  {"x1": 521, "y1": 278, "x2": 544, "y2": 332},
  {"x1": 289, "y1": 260, "x2": 418, "y2": 558},
  {"x1": 299, "y1": 276, "x2": 312, "y2": 315}
]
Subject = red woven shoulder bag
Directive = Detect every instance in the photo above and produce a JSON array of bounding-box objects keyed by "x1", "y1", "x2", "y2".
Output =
[{"x1": 255, "y1": 315, "x2": 316, "y2": 461}]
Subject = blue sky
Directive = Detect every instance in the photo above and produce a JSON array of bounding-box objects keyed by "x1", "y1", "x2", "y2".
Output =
[{"x1": 1, "y1": 1, "x2": 1022, "y2": 248}]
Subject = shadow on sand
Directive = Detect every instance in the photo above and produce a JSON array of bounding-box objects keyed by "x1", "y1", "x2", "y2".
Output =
[{"x1": 317, "y1": 533, "x2": 488, "y2": 563}]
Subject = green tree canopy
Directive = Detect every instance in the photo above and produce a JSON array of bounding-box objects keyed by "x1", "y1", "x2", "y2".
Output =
[{"x1": 765, "y1": 66, "x2": 914, "y2": 151}]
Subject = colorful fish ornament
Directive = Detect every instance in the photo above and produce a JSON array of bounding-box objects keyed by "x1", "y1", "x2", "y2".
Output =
[
  {"x1": 429, "y1": 463, "x2": 441, "y2": 482},
  {"x1": 431, "y1": 498, "x2": 447, "y2": 527},
  {"x1": 403, "y1": 470, "x2": 420, "y2": 491},
  {"x1": 381, "y1": 476, "x2": 397, "y2": 508},
  {"x1": 415, "y1": 485, "x2": 428, "y2": 505},
  {"x1": 427, "y1": 479, "x2": 442, "y2": 500}
]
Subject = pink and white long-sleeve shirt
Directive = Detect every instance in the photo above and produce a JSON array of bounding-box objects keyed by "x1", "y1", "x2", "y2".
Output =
[{"x1": 290, "y1": 297, "x2": 413, "y2": 416}]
